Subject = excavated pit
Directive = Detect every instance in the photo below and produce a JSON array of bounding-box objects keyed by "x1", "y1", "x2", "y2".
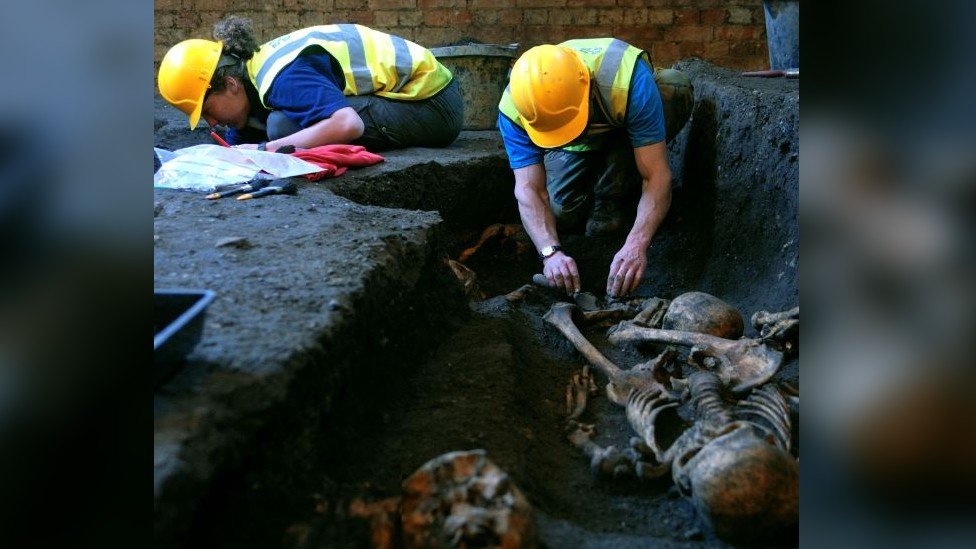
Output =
[{"x1": 154, "y1": 59, "x2": 798, "y2": 548}]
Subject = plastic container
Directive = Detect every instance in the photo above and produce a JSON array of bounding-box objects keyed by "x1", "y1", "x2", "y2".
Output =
[
  {"x1": 429, "y1": 44, "x2": 518, "y2": 130},
  {"x1": 154, "y1": 289, "x2": 216, "y2": 386},
  {"x1": 762, "y1": 1, "x2": 800, "y2": 70}
]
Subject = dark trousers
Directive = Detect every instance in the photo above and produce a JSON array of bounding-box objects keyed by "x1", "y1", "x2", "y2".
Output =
[
  {"x1": 267, "y1": 79, "x2": 464, "y2": 152},
  {"x1": 543, "y1": 132, "x2": 639, "y2": 234}
]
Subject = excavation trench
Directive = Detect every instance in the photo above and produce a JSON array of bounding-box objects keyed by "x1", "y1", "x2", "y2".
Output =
[{"x1": 153, "y1": 60, "x2": 798, "y2": 547}]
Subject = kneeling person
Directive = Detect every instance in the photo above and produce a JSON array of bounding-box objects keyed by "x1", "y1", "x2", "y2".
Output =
[{"x1": 497, "y1": 39, "x2": 692, "y2": 297}]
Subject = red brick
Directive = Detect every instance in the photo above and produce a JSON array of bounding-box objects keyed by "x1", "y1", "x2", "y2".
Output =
[
  {"x1": 299, "y1": 11, "x2": 328, "y2": 28},
  {"x1": 647, "y1": 9, "x2": 673, "y2": 25},
  {"x1": 275, "y1": 12, "x2": 300, "y2": 28},
  {"x1": 366, "y1": 0, "x2": 414, "y2": 9},
  {"x1": 472, "y1": 10, "x2": 500, "y2": 25},
  {"x1": 598, "y1": 8, "x2": 624, "y2": 27},
  {"x1": 337, "y1": 0, "x2": 368, "y2": 9},
  {"x1": 621, "y1": 9, "x2": 648, "y2": 25},
  {"x1": 674, "y1": 8, "x2": 698, "y2": 25},
  {"x1": 424, "y1": 9, "x2": 472, "y2": 27},
  {"x1": 549, "y1": 8, "x2": 597, "y2": 26},
  {"x1": 477, "y1": 26, "x2": 517, "y2": 45},
  {"x1": 699, "y1": 8, "x2": 726, "y2": 25},
  {"x1": 650, "y1": 42, "x2": 681, "y2": 62},
  {"x1": 727, "y1": 6, "x2": 753, "y2": 24},
  {"x1": 730, "y1": 40, "x2": 762, "y2": 56},
  {"x1": 523, "y1": 9, "x2": 548, "y2": 25},
  {"x1": 514, "y1": 0, "x2": 566, "y2": 8},
  {"x1": 568, "y1": 0, "x2": 613, "y2": 6},
  {"x1": 500, "y1": 9, "x2": 524, "y2": 26},
  {"x1": 714, "y1": 25, "x2": 760, "y2": 41},
  {"x1": 374, "y1": 10, "x2": 399, "y2": 27},
  {"x1": 461, "y1": 0, "x2": 517, "y2": 9},
  {"x1": 419, "y1": 0, "x2": 463, "y2": 8},
  {"x1": 703, "y1": 40, "x2": 730, "y2": 59},
  {"x1": 399, "y1": 10, "x2": 423, "y2": 26},
  {"x1": 670, "y1": 25, "x2": 712, "y2": 42},
  {"x1": 615, "y1": 25, "x2": 664, "y2": 45}
]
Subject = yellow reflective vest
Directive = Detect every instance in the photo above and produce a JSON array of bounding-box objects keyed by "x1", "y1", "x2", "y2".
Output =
[
  {"x1": 499, "y1": 38, "x2": 651, "y2": 150},
  {"x1": 246, "y1": 24, "x2": 453, "y2": 108}
]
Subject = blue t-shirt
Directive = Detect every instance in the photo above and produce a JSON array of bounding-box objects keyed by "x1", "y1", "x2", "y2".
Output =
[
  {"x1": 225, "y1": 51, "x2": 350, "y2": 144},
  {"x1": 498, "y1": 60, "x2": 665, "y2": 169}
]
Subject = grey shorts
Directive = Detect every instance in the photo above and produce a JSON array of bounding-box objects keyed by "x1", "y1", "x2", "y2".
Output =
[{"x1": 267, "y1": 79, "x2": 464, "y2": 151}]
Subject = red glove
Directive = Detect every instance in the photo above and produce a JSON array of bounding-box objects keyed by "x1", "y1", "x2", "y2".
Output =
[{"x1": 290, "y1": 144, "x2": 384, "y2": 180}]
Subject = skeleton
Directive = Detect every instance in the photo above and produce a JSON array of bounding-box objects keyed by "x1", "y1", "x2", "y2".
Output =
[{"x1": 544, "y1": 301, "x2": 799, "y2": 543}]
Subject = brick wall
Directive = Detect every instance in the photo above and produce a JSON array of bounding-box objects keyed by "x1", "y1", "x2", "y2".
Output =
[{"x1": 155, "y1": 1, "x2": 769, "y2": 72}]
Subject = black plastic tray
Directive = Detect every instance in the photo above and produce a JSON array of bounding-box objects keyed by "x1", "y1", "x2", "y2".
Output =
[{"x1": 154, "y1": 289, "x2": 216, "y2": 387}]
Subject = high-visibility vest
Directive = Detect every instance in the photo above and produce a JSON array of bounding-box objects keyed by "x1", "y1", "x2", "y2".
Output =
[
  {"x1": 499, "y1": 38, "x2": 651, "y2": 150},
  {"x1": 246, "y1": 24, "x2": 453, "y2": 108}
]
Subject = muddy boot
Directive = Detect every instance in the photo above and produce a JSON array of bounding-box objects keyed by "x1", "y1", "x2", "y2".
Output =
[{"x1": 585, "y1": 199, "x2": 624, "y2": 236}]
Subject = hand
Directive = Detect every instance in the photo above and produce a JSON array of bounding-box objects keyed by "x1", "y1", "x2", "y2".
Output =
[
  {"x1": 607, "y1": 243, "x2": 648, "y2": 298},
  {"x1": 543, "y1": 252, "x2": 581, "y2": 296}
]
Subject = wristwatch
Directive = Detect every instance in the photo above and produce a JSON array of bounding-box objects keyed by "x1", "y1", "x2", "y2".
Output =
[
  {"x1": 539, "y1": 245, "x2": 563, "y2": 260},
  {"x1": 257, "y1": 141, "x2": 267, "y2": 151}
]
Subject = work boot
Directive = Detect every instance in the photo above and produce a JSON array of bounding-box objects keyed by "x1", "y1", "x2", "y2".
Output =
[{"x1": 585, "y1": 199, "x2": 624, "y2": 236}]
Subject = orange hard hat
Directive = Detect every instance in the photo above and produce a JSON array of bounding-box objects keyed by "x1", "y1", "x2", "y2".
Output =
[
  {"x1": 157, "y1": 39, "x2": 223, "y2": 129},
  {"x1": 509, "y1": 45, "x2": 590, "y2": 148}
]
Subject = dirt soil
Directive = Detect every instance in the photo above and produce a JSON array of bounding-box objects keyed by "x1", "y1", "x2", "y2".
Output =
[{"x1": 154, "y1": 58, "x2": 798, "y2": 548}]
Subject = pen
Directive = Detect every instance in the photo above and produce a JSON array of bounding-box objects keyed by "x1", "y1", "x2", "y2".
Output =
[{"x1": 210, "y1": 130, "x2": 231, "y2": 147}]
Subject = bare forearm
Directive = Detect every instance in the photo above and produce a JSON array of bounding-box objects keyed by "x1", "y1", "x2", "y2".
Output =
[
  {"x1": 516, "y1": 189, "x2": 560, "y2": 250},
  {"x1": 265, "y1": 108, "x2": 364, "y2": 150},
  {"x1": 625, "y1": 172, "x2": 671, "y2": 250}
]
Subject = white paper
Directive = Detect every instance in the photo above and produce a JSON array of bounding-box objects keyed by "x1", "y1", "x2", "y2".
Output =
[{"x1": 153, "y1": 144, "x2": 322, "y2": 192}]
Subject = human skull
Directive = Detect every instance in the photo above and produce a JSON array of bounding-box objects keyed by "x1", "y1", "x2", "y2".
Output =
[{"x1": 663, "y1": 292, "x2": 744, "y2": 339}]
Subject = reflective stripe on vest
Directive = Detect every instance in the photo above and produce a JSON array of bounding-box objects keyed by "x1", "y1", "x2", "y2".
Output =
[
  {"x1": 498, "y1": 38, "x2": 650, "y2": 149},
  {"x1": 247, "y1": 24, "x2": 452, "y2": 107}
]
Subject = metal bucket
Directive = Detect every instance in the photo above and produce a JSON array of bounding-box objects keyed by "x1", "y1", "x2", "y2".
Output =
[
  {"x1": 430, "y1": 44, "x2": 518, "y2": 130},
  {"x1": 762, "y1": 1, "x2": 800, "y2": 70}
]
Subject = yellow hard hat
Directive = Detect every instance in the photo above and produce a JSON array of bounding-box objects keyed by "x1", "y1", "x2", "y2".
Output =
[
  {"x1": 509, "y1": 45, "x2": 589, "y2": 148},
  {"x1": 157, "y1": 39, "x2": 223, "y2": 129}
]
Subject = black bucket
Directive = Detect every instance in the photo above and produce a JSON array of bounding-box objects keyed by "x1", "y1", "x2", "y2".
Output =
[{"x1": 154, "y1": 288, "x2": 216, "y2": 387}]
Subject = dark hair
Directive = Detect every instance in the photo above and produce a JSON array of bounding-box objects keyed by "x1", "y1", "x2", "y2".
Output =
[{"x1": 209, "y1": 16, "x2": 259, "y2": 93}]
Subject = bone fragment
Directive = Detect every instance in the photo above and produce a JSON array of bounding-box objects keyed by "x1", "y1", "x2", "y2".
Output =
[
  {"x1": 633, "y1": 297, "x2": 669, "y2": 327},
  {"x1": 751, "y1": 307, "x2": 799, "y2": 329},
  {"x1": 503, "y1": 283, "x2": 536, "y2": 303},
  {"x1": 565, "y1": 366, "x2": 597, "y2": 420}
]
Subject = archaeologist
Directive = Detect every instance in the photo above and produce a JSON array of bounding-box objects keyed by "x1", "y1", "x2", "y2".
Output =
[
  {"x1": 497, "y1": 40, "x2": 693, "y2": 297},
  {"x1": 157, "y1": 16, "x2": 463, "y2": 152}
]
